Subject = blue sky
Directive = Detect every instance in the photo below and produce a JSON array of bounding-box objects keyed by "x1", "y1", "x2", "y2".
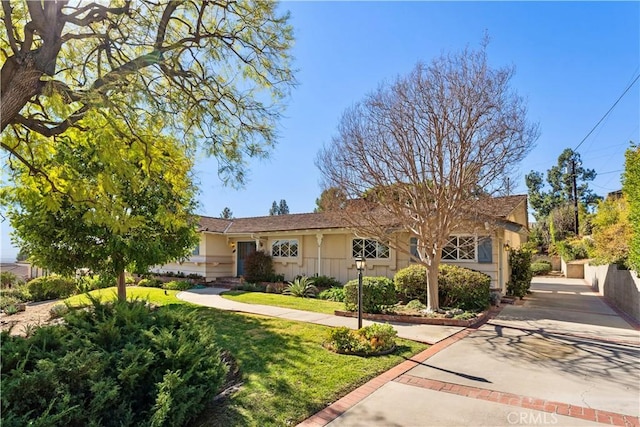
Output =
[{"x1": 1, "y1": 1, "x2": 639, "y2": 260}]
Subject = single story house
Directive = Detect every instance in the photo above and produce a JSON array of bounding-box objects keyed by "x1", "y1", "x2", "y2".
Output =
[{"x1": 155, "y1": 195, "x2": 529, "y2": 292}]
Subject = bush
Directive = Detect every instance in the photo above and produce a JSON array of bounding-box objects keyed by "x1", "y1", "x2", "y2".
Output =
[
  {"x1": 232, "y1": 282, "x2": 267, "y2": 292},
  {"x1": 265, "y1": 282, "x2": 285, "y2": 294},
  {"x1": 394, "y1": 264, "x2": 427, "y2": 302},
  {"x1": 556, "y1": 238, "x2": 590, "y2": 261},
  {"x1": 438, "y1": 264, "x2": 491, "y2": 311},
  {"x1": 163, "y1": 280, "x2": 192, "y2": 291},
  {"x1": 344, "y1": 276, "x2": 396, "y2": 314},
  {"x1": 507, "y1": 248, "x2": 533, "y2": 298},
  {"x1": 137, "y1": 278, "x2": 164, "y2": 288},
  {"x1": 324, "y1": 324, "x2": 397, "y2": 355},
  {"x1": 243, "y1": 251, "x2": 274, "y2": 283},
  {"x1": 531, "y1": 260, "x2": 552, "y2": 276},
  {"x1": 1, "y1": 299, "x2": 228, "y2": 426},
  {"x1": 26, "y1": 276, "x2": 77, "y2": 301},
  {"x1": 405, "y1": 299, "x2": 426, "y2": 311},
  {"x1": 318, "y1": 287, "x2": 345, "y2": 302},
  {"x1": 78, "y1": 275, "x2": 116, "y2": 292},
  {"x1": 283, "y1": 276, "x2": 318, "y2": 298},
  {"x1": 311, "y1": 275, "x2": 342, "y2": 289}
]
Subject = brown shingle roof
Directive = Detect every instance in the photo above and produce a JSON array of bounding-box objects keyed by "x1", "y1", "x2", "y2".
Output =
[{"x1": 197, "y1": 194, "x2": 527, "y2": 234}]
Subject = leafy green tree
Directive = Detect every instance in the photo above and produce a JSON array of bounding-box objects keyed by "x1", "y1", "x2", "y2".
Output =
[
  {"x1": 526, "y1": 148, "x2": 600, "y2": 220},
  {"x1": 1, "y1": 0, "x2": 295, "y2": 186},
  {"x1": 590, "y1": 195, "x2": 631, "y2": 267},
  {"x1": 3, "y1": 113, "x2": 199, "y2": 300},
  {"x1": 220, "y1": 207, "x2": 234, "y2": 219},
  {"x1": 623, "y1": 143, "x2": 640, "y2": 272}
]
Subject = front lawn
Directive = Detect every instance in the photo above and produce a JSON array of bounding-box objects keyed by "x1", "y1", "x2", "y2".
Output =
[
  {"x1": 222, "y1": 290, "x2": 344, "y2": 315},
  {"x1": 62, "y1": 287, "x2": 426, "y2": 426},
  {"x1": 64, "y1": 286, "x2": 183, "y2": 306}
]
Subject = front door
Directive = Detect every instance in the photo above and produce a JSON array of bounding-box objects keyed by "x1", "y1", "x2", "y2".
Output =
[{"x1": 237, "y1": 241, "x2": 257, "y2": 277}]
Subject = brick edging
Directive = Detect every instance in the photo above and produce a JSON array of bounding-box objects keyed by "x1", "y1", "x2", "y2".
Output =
[
  {"x1": 396, "y1": 374, "x2": 640, "y2": 427},
  {"x1": 296, "y1": 307, "x2": 506, "y2": 427}
]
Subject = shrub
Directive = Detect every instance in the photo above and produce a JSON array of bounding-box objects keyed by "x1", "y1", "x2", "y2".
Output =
[
  {"x1": 163, "y1": 280, "x2": 192, "y2": 291},
  {"x1": 78, "y1": 275, "x2": 116, "y2": 292},
  {"x1": 394, "y1": 264, "x2": 427, "y2": 302},
  {"x1": 324, "y1": 324, "x2": 397, "y2": 355},
  {"x1": 265, "y1": 282, "x2": 285, "y2": 294},
  {"x1": 405, "y1": 299, "x2": 426, "y2": 311},
  {"x1": 311, "y1": 275, "x2": 342, "y2": 289},
  {"x1": 556, "y1": 238, "x2": 590, "y2": 261},
  {"x1": 0, "y1": 283, "x2": 31, "y2": 305},
  {"x1": 507, "y1": 248, "x2": 533, "y2": 298},
  {"x1": 243, "y1": 251, "x2": 274, "y2": 283},
  {"x1": 26, "y1": 276, "x2": 77, "y2": 301},
  {"x1": 283, "y1": 276, "x2": 318, "y2": 298},
  {"x1": 318, "y1": 287, "x2": 345, "y2": 302},
  {"x1": 137, "y1": 278, "x2": 164, "y2": 288},
  {"x1": 531, "y1": 260, "x2": 552, "y2": 276},
  {"x1": 438, "y1": 264, "x2": 491, "y2": 311},
  {"x1": 343, "y1": 276, "x2": 396, "y2": 314},
  {"x1": 1, "y1": 299, "x2": 227, "y2": 426},
  {"x1": 232, "y1": 282, "x2": 267, "y2": 292}
]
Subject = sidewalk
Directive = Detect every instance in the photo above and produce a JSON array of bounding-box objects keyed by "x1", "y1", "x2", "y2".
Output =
[{"x1": 177, "y1": 287, "x2": 463, "y2": 344}]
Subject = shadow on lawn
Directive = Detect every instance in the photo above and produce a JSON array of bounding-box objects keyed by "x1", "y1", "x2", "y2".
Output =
[{"x1": 169, "y1": 305, "x2": 326, "y2": 427}]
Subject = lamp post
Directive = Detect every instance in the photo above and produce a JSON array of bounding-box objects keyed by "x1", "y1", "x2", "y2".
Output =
[{"x1": 355, "y1": 257, "x2": 365, "y2": 329}]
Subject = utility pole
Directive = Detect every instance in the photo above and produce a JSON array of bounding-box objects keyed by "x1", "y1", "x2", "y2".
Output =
[{"x1": 571, "y1": 155, "x2": 579, "y2": 235}]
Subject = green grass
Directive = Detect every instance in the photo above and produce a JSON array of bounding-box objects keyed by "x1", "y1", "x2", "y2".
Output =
[
  {"x1": 64, "y1": 286, "x2": 182, "y2": 306},
  {"x1": 222, "y1": 290, "x2": 344, "y2": 315},
  {"x1": 64, "y1": 287, "x2": 427, "y2": 426}
]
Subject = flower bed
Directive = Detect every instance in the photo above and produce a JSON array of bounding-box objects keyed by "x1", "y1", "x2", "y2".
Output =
[{"x1": 333, "y1": 309, "x2": 492, "y2": 327}]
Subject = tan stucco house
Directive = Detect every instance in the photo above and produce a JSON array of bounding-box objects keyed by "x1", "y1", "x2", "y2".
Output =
[{"x1": 155, "y1": 195, "x2": 529, "y2": 292}]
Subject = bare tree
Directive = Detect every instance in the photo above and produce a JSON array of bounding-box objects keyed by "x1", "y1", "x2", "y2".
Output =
[{"x1": 317, "y1": 43, "x2": 539, "y2": 311}]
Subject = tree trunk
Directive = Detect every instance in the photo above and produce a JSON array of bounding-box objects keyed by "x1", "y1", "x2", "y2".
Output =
[
  {"x1": 117, "y1": 270, "x2": 126, "y2": 301},
  {"x1": 1, "y1": 58, "x2": 43, "y2": 132},
  {"x1": 425, "y1": 262, "x2": 440, "y2": 311}
]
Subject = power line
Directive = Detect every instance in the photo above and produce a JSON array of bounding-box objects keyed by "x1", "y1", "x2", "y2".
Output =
[{"x1": 575, "y1": 73, "x2": 640, "y2": 152}]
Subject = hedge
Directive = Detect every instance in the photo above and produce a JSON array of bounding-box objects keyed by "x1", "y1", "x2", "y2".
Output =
[{"x1": 343, "y1": 276, "x2": 396, "y2": 314}]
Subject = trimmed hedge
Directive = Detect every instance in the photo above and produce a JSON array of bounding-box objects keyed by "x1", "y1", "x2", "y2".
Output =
[
  {"x1": 1, "y1": 299, "x2": 227, "y2": 426},
  {"x1": 163, "y1": 280, "x2": 192, "y2": 291},
  {"x1": 343, "y1": 276, "x2": 396, "y2": 314},
  {"x1": 26, "y1": 275, "x2": 77, "y2": 301},
  {"x1": 438, "y1": 264, "x2": 491, "y2": 311},
  {"x1": 507, "y1": 248, "x2": 533, "y2": 298},
  {"x1": 394, "y1": 264, "x2": 491, "y2": 310},
  {"x1": 137, "y1": 278, "x2": 164, "y2": 288},
  {"x1": 243, "y1": 251, "x2": 275, "y2": 283}
]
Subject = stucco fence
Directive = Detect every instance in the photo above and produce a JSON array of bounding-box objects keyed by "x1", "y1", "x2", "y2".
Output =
[{"x1": 582, "y1": 261, "x2": 640, "y2": 324}]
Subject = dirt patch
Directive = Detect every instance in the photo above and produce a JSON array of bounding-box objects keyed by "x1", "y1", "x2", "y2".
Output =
[{"x1": 0, "y1": 300, "x2": 62, "y2": 336}]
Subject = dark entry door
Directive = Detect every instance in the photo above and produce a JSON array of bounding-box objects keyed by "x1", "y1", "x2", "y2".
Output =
[{"x1": 237, "y1": 241, "x2": 256, "y2": 277}]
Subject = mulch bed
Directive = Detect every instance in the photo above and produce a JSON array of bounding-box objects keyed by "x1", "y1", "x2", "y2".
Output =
[{"x1": 333, "y1": 309, "x2": 492, "y2": 327}]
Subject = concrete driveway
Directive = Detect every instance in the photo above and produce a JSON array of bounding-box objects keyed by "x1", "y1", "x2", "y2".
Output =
[{"x1": 301, "y1": 278, "x2": 640, "y2": 427}]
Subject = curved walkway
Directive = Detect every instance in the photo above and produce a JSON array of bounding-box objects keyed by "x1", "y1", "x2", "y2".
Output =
[{"x1": 177, "y1": 287, "x2": 463, "y2": 344}]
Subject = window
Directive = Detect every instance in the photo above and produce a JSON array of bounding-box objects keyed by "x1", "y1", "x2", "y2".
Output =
[
  {"x1": 410, "y1": 237, "x2": 419, "y2": 260},
  {"x1": 352, "y1": 238, "x2": 389, "y2": 259},
  {"x1": 272, "y1": 239, "x2": 299, "y2": 258},
  {"x1": 477, "y1": 237, "x2": 492, "y2": 263},
  {"x1": 442, "y1": 236, "x2": 476, "y2": 261},
  {"x1": 191, "y1": 244, "x2": 200, "y2": 256}
]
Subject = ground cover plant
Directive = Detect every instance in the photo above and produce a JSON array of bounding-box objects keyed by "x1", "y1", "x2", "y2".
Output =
[
  {"x1": 324, "y1": 324, "x2": 397, "y2": 355},
  {"x1": 2, "y1": 298, "x2": 227, "y2": 427},
  {"x1": 62, "y1": 288, "x2": 427, "y2": 426}
]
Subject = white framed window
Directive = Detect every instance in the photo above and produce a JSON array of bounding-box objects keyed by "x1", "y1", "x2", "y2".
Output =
[
  {"x1": 352, "y1": 238, "x2": 389, "y2": 259},
  {"x1": 272, "y1": 239, "x2": 299, "y2": 258},
  {"x1": 442, "y1": 236, "x2": 476, "y2": 261}
]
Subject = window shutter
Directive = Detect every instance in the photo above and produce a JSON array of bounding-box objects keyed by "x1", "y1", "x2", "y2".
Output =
[{"x1": 478, "y1": 237, "x2": 492, "y2": 263}]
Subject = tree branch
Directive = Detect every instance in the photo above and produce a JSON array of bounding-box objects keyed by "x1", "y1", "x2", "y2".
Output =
[{"x1": 1, "y1": 0, "x2": 19, "y2": 54}]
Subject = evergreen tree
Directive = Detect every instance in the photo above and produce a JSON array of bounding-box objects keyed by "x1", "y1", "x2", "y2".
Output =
[
  {"x1": 220, "y1": 207, "x2": 234, "y2": 219},
  {"x1": 278, "y1": 199, "x2": 290, "y2": 215},
  {"x1": 269, "y1": 201, "x2": 279, "y2": 216}
]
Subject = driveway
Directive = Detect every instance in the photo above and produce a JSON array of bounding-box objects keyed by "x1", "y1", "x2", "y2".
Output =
[{"x1": 301, "y1": 277, "x2": 640, "y2": 426}]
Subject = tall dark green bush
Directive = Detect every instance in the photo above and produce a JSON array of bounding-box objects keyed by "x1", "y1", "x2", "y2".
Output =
[
  {"x1": 438, "y1": 264, "x2": 491, "y2": 311},
  {"x1": 243, "y1": 250, "x2": 274, "y2": 283},
  {"x1": 343, "y1": 276, "x2": 396, "y2": 313},
  {"x1": 26, "y1": 275, "x2": 77, "y2": 301},
  {"x1": 1, "y1": 299, "x2": 227, "y2": 426},
  {"x1": 507, "y1": 248, "x2": 533, "y2": 298}
]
